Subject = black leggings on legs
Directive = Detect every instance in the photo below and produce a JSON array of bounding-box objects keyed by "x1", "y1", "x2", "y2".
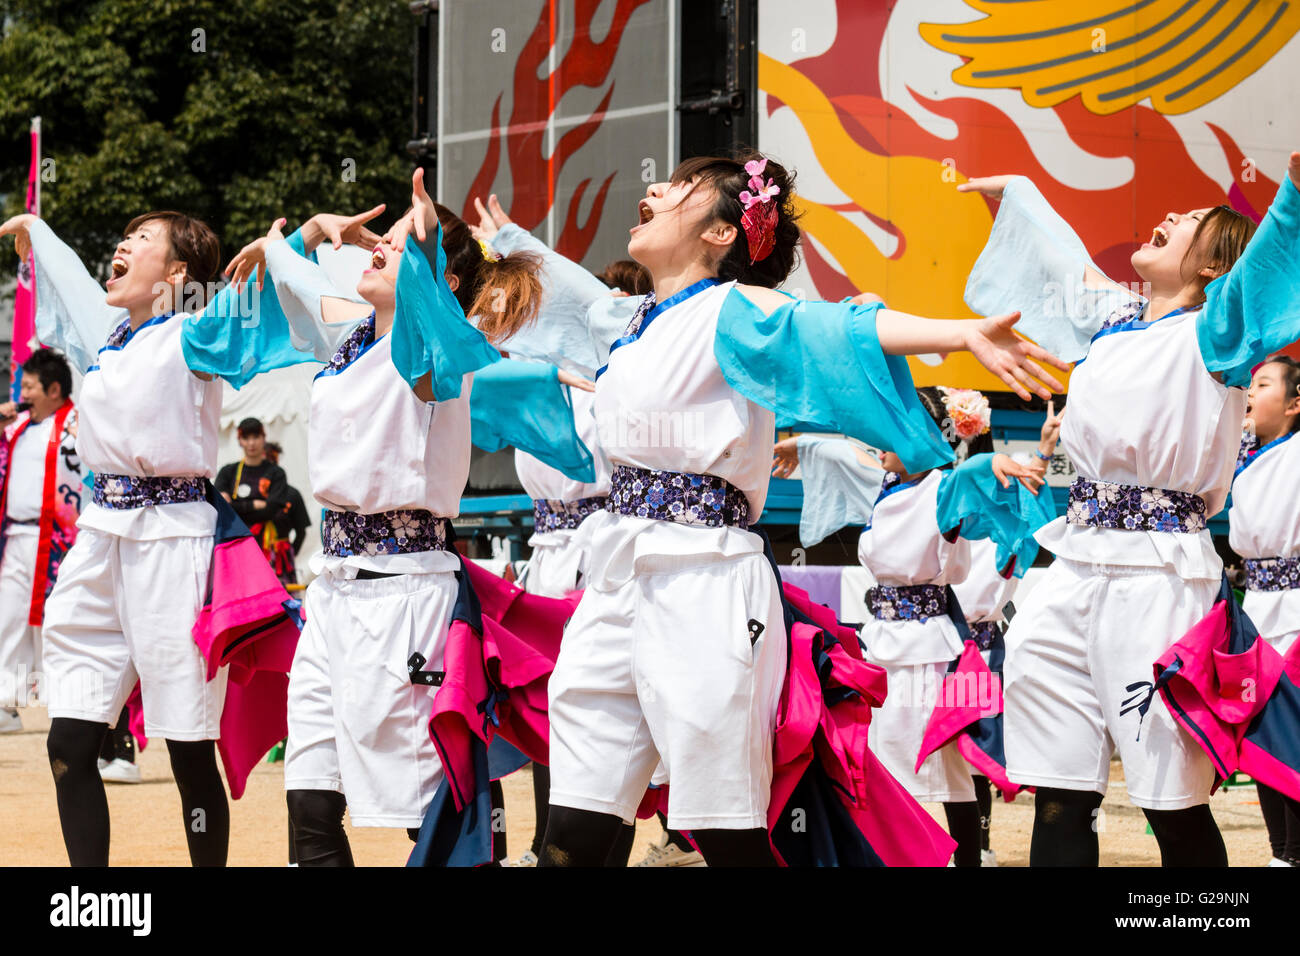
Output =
[
  {"x1": 165, "y1": 739, "x2": 230, "y2": 866},
  {"x1": 1143, "y1": 804, "x2": 1228, "y2": 867},
  {"x1": 286, "y1": 789, "x2": 354, "y2": 866},
  {"x1": 98, "y1": 707, "x2": 135, "y2": 764},
  {"x1": 539, "y1": 805, "x2": 775, "y2": 867},
  {"x1": 944, "y1": 801, "x2": 983, "y2": 867},
  {"x1": 47, "y1": 718, "x2": 111, "y2": 866},
  {"x1": 1030, "y1": 788, "x2": 1227, "y2": 867},
  {"x1": 47, "y1": 719, "x2": 230, "y2": 866},
  {"x1": 1258, "y1": 783, "x2": 1300, "y2": 862},
  {"x1": 973, "y1": 775, "x2": 993, "y2": 852},
  {"x1": 529, "y1": 763, "x2": 550, "y2": 858},
  {"x1": 1030, "y1": 788, "x2": 1104, "y2": 867}
]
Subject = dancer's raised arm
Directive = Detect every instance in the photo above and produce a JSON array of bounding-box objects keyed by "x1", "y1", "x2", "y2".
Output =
[
  {"x1": 959, "y1": 174, "x2": 1141, "y2": 363},
  {"x1": 1197, "y1": 152, "x2": 1300, "y2": 386},
  {"x1": 1, "y1": 214, "x2": 125, "y2": 374}
]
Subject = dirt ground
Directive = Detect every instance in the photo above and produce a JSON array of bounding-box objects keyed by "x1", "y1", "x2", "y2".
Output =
[{"x1": 0, "y1": 706, "x2": 1278, "y2": 867}]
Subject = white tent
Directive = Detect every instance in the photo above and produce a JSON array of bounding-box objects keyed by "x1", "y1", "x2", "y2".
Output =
[{"x1": 217, "y1": 362, "x2": 321, "y2": 582}]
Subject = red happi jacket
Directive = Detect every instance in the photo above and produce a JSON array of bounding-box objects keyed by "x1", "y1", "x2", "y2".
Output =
[{"x1": 0, "y1": 402, "x2": 82, "y2": 625}]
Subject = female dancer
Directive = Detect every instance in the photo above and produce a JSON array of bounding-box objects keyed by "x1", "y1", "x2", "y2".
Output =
[
  {"x1": 854, "y1": 386, "x2": 1048, "y2": 866},
  {"x1": 961, "y1": 151, "x2": 1300, "y2": 866},
  {"x1": 534, "y1": 151, "x2": 1069, "y2": 867},
  {"x1": 949, "y1": 400, "x2": 1062, "y2": 865},
  {"x1": 0, "y1": 209, "x2": 241, "y2": 865},
  {"x1": 220, "y1": 175, "x2": 544, "y2": 865},
  {"x1": 1232, "y1": 356, "x2": 1300, "y2": 866}
]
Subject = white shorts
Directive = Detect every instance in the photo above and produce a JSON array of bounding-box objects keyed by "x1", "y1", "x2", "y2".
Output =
[
  {"x1": 865, "y1": 658, "x2": 977, "y2": 803},
  {"x1": 284, "y1": 568, "x2": 456, "y2": 828},
  {"x1": 41, "y1": 527, "x2": 225, "y2": 740},
  {"x1": 0, "y1": 531, "x2": 41, "y2": 708},
  {"x1": 523, "y1": 531, "x2": 584, "y2": 599},
  {"x1": 548, "y1": 551, "x2": 787, "y2": 830},
  {"x1": 1003, "y1": 558, "x2": 1218, "y2": 809}
]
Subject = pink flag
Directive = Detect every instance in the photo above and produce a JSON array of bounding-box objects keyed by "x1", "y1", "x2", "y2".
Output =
[{"x1": 10, "y1": 117, "x2": 40, "y2": 400}]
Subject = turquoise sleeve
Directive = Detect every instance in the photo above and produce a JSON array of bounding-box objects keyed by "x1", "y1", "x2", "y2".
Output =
[
  {"x1": 180, "y1": 228, "x2": 329, "y2": 387},
  {"x1": 469, "y1": 360, "x2": 596, "y2": 482},
  {"x1": 713, "y1": 289, "x2": 955, "y2": 474},
  {"x1": 389, "y1": 223, "x2": 503, "y2": 401},
  {"x1": 1197, "y1": 177, "x2": 1300, "y2": 387},
  {"x1": 936, "y1": 453, "x2": 1057, "y2": 577}
]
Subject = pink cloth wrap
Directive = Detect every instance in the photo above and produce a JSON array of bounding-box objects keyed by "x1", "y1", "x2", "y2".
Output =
[
  {"x1": 915, "y1": 640, "x2": 1024, "y2": 800},
  {"x1": 1153, "y1": 589, "x2": 1300, "y2": 801},
  {"x1": 431, "y1": 566, "x2": 956, "y2": 865},
  {"x1": 124, "y1": 534, "x2": 302, "y2": 799}
]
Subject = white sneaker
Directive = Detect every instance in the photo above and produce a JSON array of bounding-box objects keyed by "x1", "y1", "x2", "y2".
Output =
[
  {"x1": 508, "y1": 851, "x2": 538, "y2": 867},
  {"x1": 634, "y1": 832, "x2": 706, "y2": 867},
  {"x1": 99, "y1": 758, "x2": 141, "y2": 784},
  {"x1": 981, "y1": 849, "x2": 998, "y2": 868},
  {"x1": 1267, "y1": 857, "x2": 1293, "y2": 867},
  {"x1": 0, "y1": 709, "x2": 21, "y2": 733}
]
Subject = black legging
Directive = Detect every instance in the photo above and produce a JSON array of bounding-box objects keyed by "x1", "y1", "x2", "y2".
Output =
[
  {"x1": 973, "y1": 774, "x2": 993, "y2": 853},
  {"x1": 98, "y1": 707, "x2": 135, "y2": 764},
  {"x1": 288, "y1": 780, "x2": 506, "y2": 866},
  {"x1": 538, "y1": 805, "x2": 776, "y2": 867},
  {"x1": 944, "y1": 801, "x2": 983, "y2": 866},
  {"x1": 286, "y1": 789, "x2": 353, "y2": 866},
  {"x1": 1257, "y1": 783, "x2": 1300, "y2": 862},
  {"x1": 47, "y1": 717, "x2": 229, "y2": 866},
  {"x1": 1029, "y1": 787, "x2": 1228, "y2": 867},
  {"x1": 529, "y1": 763, "x2": 550, "y2": 857}
]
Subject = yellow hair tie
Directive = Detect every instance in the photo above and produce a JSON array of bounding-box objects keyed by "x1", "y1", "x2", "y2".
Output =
[{"x1": 478, "y1": 238, "x2": 501, "y2": 262}]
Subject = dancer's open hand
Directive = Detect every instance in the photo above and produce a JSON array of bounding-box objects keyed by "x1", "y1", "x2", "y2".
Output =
[
  {"x1": 311, "y1": 205, "x2": 385, "y2": 251},
  {"x1": 1289, "y1": 151, "x2": 1300, "y2": 190},
  {"x1": 771, "y1": 437, "x2": 800, "y2": 479},
  {"x1": 992, "y1": 452, "x2": 1044, "y2": 494},
  {"x1": 557, "y1": 368, "x2": 596, "y2": 392},
  {"x1": 965, "y1": 312, "x2": 1068, "y2": 401},
  {"x1": 0, "y1": 213, "x2": 38, "y2": 260},
  {"x1": 225, "y1": 218, "x2": 286, "y2": 291},
  {"x1": 470, "y1": 194, "x2": 513, "y2": 242}
]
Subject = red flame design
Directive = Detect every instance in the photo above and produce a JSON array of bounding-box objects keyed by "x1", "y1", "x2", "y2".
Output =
[
  {"x1": 779, "y1": 0, "x2": 1282, "y2": 300},
  {"x1": 462, "y1": 0, "x2": 653, "y2": 263}
]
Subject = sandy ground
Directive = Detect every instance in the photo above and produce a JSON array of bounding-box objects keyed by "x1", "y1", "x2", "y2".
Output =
[{"x1": 0, "y1": 706, "x2": 1278, "y2": 867}]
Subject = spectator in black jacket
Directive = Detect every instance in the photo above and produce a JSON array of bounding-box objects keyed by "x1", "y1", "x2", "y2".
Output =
[{"x1": 215, "y1": 417, "x2": 289, "y2": 524}]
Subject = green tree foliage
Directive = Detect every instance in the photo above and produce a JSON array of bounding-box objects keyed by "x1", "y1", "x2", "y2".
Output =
[{"x1": 0, "y1": 0, "x2": 413, "y2": 275}]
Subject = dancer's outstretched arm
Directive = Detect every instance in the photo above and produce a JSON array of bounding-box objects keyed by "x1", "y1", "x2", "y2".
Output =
[
  {"x1": 958, "y1": 174, "x2": 1141, "y2": 363},
  {"x1": 0, "y1": 214, "x2": 123, "y2": 374},
  {"x1": 1198, "y1": 152, "x2": 1300, "y2": 386}
]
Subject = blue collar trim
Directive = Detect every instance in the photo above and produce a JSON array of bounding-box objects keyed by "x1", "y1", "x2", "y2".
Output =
[
  {"x1": 88, "y1": 312, "x2": 178, "y2": 372},
  {"x1": 595, "y1": 278, "x2": 720, "y2": 380},
  {"x1": 1235, "y1": 430, "x2": 1297, "y2": 479},
  {"x1": 1076, "y1": 304, "x2": 1199, "y2": 367}
]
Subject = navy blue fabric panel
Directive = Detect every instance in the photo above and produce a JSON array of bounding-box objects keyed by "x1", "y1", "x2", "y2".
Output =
[
  {"x1": 770, "y1": 762, "x2": 886, "y2": 867},
  {"x1": 407, "y1": 736, "x2": 494, "y2": 868}
]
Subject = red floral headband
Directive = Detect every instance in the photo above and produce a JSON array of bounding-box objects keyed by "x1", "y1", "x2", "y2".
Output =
[{"x1": 739, "y1": 158, "x2": 780, "y2": 264}]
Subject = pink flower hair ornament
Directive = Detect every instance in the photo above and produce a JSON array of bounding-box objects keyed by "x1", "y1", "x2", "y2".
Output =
[
  {"x1": 937, "y1": 386, "x2": 992, "y2": 442},
  {"x1": 738, "y1": 158, "x2": 780, "y2": 264}
]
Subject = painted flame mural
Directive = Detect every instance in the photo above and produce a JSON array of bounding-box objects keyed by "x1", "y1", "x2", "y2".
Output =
[
  {"x1": 462, "y1": 0, "x2": 656, "y2": 262},
  {"x1": 441, "y1": 0, "x2": 670, "y2": 271},
  {"x1": 442, "y1": 0, "x2": 1300, "y2": 390},
  {"x1": 759, "y1": 0, "x2": 1300, "y2": 389}
]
